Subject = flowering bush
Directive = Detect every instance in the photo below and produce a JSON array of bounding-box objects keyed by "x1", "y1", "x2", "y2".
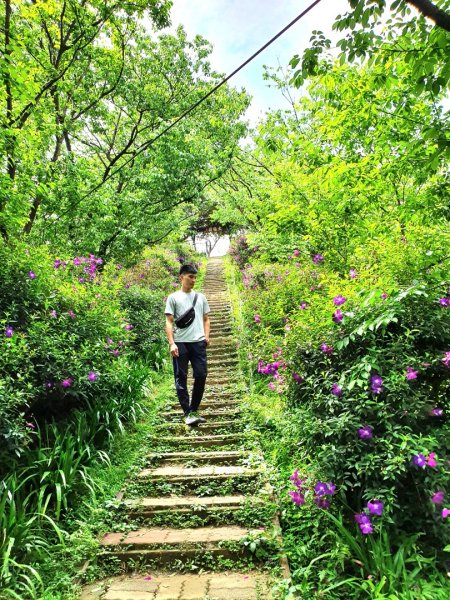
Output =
[
  {"x1": 230, "y1": 240, "x2": 450, "y2": 554},
  {"x1": 0, "y1": 241, "x2": 133, "y2": 465},
  {"x1": 287, "y1": 284, "x2": 450, "y2": 538}
]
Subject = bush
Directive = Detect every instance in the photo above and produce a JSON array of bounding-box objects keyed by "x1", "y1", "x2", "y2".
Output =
[
  {"x1": 289, "y1": 285, "x2": 450, "y2": 537},
  {"x1": 119, "y1": 286, "x2": 166, "y2": 361},
  {"x1": 0, "y1": 241, "x2": 134, "y2": 466},
  {"x1": 229, "y1": 243, "x2": 450, "y2": 563}
]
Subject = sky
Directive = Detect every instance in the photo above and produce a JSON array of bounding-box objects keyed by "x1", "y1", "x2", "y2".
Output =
[{"x1": 163, "y1": 0, "x2": 350, "y2": 123}]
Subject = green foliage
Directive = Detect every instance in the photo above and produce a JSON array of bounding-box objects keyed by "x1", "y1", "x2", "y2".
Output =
[{"x1": 0, "y1": 240, "x2": 135, "y2": 464}]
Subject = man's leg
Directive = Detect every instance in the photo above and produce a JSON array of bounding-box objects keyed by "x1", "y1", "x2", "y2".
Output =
[
  {"x1": 172, "y1": 343, "x2": 190, "y2": 415},
  {"x1": 188, "y1": 341, "x2": 208, "y2": 413}
]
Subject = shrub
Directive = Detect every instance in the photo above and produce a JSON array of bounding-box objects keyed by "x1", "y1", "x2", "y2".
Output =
[
  {"x1": 118, "y1": 286, "x2": 166, "y2": 361},
  {"x1": 0, "y1": 241, "x2": 134, "y2": 465}
]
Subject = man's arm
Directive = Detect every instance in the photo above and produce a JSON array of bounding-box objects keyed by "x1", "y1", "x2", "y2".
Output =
[
  {"x1": 165, "y1": 314, "x2": 179, "y2": 357},
  {"x1": 203, "y1": 314, "x2": 210, "y2": 346}
]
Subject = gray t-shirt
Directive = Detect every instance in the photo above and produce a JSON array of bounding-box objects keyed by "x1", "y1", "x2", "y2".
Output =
[{"x1": 165, "y1": 290, "x2": 210, "y2": 342}]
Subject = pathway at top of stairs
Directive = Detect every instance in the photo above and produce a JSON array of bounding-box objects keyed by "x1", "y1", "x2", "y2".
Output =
[{"x1": 81, "y1": 257, "x2": 284, "y2": 600}]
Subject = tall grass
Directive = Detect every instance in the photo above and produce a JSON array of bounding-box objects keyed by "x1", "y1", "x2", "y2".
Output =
[{"x1": 1, "y1": 356, "x2": 155, "y2": 596}]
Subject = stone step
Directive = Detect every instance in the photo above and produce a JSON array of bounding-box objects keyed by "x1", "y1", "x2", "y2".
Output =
[
  {"x1": 165, "y1": 396, "x2": 240, "y2": 407},
  {"x1": 163, "y1": 409, "x2": 240, "y2": 421},
  {"x1": 126, "y1": 494, "x2": 251, "y2": 514},
  {"x1": 156, "y1": 434, "x2": 244, "y2": 448},
  {"x1": 159, "y1": 420, "x2": 241, "y2": 434},
  {"x1": 208, "y1": 352, "x2": 238, "y2": 360},
  {"x1": 100, "y1": 525, "x2": 260, "y2": 551},
  {"x1": 166, "y1": 395, "x2": 240, "y2": 406},
  {"x1": 146, "y1": 450, "x2": 248, "y2": 466},
  {"x1": 80, "y1": 571, "x2": 272, "y2": 600},
  {"x1": 136, "y1": 464, "x2": 256, "y2": 484},
  {"x1": 209, "y1": 336, "x2": 236, "y2": 345}
]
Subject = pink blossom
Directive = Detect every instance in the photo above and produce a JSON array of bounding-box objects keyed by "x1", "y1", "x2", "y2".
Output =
[
  {"x1": 406, "y1": 367, "x2": 418, "y2": 380},
  {"x1": 432, "y1": 491, "x2": 445, "y2": 504},
  {"x1": 441, "y1": 508, "x2": 450, "y2": 519},
  {"x1": 426, "y1": 453, "x2": 437, "y2": 468}
]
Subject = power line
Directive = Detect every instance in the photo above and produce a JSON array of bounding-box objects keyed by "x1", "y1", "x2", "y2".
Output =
[{"x1": 80, "y1": 0, "x2": 323, "y2": 200}]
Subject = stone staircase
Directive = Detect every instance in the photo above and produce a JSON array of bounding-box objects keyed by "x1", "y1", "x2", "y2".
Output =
[{"x1": 81, "y1": 258, "x2": 284, "y2": 600}]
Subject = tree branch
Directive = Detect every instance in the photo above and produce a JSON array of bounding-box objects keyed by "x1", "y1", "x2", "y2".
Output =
[{"x1": 406, "y1": 0, "x2": 450, "y2": 32}]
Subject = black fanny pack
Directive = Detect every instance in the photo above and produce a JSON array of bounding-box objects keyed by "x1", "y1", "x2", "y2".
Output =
[{"x1": 175, "y1": 293, "x2": 198, "y2": 329}]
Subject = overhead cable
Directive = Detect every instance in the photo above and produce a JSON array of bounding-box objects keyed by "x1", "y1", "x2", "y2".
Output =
[{"x1": 81, "y1": 0, "x2": 323, "y2": 199}]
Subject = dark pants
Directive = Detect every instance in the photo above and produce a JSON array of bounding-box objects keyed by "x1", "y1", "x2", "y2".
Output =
[{"x1": 172, "y1": 341, "x2": 208, "y2": 415}]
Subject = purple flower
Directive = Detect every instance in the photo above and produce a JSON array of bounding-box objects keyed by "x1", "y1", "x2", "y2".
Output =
[
  {"x1": 28, "y1": 271, "x2": 37, "y2": 279},
  {"x1": 431, "y1": 408, "x2": 443, "y2": 417},
  {"x1": 289, "y1": 490, "x2": 305, "y2": 506},
  {"x1": 432, "y1": 491, "x2": 445, "y2": 505},
  {"x1": 50, "y1": 310, "x2": 57, "y2": 318},
  {"x1": 61, "y1": 378, "x2": 73, "y2": 388},
  {"x1": 412, "y1": 453, "x2": 426, "y2": 468},
  {"x1": 406, "y1": 367, "x2": 418, "y2": 380},
  {"x1": 314, "y1": 496, "x2": 330, "y2": 509},
  {"x1": 79, "y1": 277, "x2": 85, "y2": 283},
  {"x1": 367, "y1": 500, "x2": 384, "y2": 516},
  {"x1": 333, "y1": 295, "x2": 347, "y2": 306},
  {"x1": 355, "y1": 514, "x2": 373, "y2": 534},
  {"x1": 124, "y1": 324, "x2": 134, "y2": 331},
  {"x1": 371, "y1": 375, "x2": 383, "y2": 394},
  {"x1": 87, "y1": 371, "x2": 97, "y2": 382},
  {"x1": 53, "y1": 259, "x2": 62, "y2": 269},
  {"x1": 349, "y1": 269, "x2": 357, "y2": 279},
  {"x1": 299, "y1": 302, "x2": 308, "y2": 310},
  {"x1": 68, "y1": 310, "x2": 75, "y2": 319},
  {"x1": 254, "y1": 314, "x2": 261, "y2": 324},
  {"x1": 442, "y1": 351, "x2": 450, "y2": 368},
  {"x1": 331, "y1": 383, "x2": 342, "y2": 396},
  {"x1": 442, "y1": 508, "x2": 450, "y2": 518},
  {"x1": 358, "y1": 426, "x2": 373, "y2": 440},
  {"x1": 332, "y1": 309, "x2": 343, "y2": 323},
  {"x1": 5, "y1": 326, "x2": 14, "y2": 338},
  {"x1": 314, "y1": 481, "x2": 329, "y2": 496},
  {"x1": 267, "y1": 382, "x2": 276, "y2": 391},
  {"x1": 293, "y1": 249, "x2": 300, "y2": 257},
  {"x1": 45, "y1": 381, "x2": 53, "y2": 389},
  {"x1": 73, "y1": 257, "x2": 82, "y2": 266},
  {"x1": 312, "y1": 254, "x2": 324, "y2": 264},
  {"x1": 326, "y1": 482, "x2": 336, "y2": 495},
  {"x1": 112, "y1": 349, "x2": 120, "y2": 357},
  {"x1": 292, "y1": 372, "x2": 304, "y2": 383},
  {"x1": 320, "y1": 343, "x2": 333, "y2": 354},
  {"x1": 381, "y1": 292, "x2": 388, "y2": 300},
  {"x1": 25, "y1": 422, "x2": 35, "y2": 429},
  {"x1": 439, "y1": 297, "x2": 449, "y2": 307}
]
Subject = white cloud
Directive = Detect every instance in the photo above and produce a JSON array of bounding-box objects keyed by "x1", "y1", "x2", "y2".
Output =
[{"x1": 161, "y1": 0, "x2": 349, "y2": 123}]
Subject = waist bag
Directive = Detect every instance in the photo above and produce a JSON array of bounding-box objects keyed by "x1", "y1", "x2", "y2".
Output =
[{"x1": 175, "y1": 293, "x2": 198, "y2": 329}]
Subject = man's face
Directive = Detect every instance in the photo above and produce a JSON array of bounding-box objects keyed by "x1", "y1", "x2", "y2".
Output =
[{"x1": 180, "y1": 272, "x2": 197, "y2": 289}]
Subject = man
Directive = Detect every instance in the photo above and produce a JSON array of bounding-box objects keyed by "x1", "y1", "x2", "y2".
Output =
[{"x1": 165, "y1": 263, "x2": 210, "y2": 426}]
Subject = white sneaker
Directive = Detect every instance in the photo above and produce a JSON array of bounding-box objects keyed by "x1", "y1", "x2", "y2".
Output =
[{"x1": 185, "y1": 414, "x2": 201, "y2": 426}]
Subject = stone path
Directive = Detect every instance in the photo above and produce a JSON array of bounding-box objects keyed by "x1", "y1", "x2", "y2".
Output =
[{"x1": 81, "y1": 258, "x2": 284, "y2": 600}]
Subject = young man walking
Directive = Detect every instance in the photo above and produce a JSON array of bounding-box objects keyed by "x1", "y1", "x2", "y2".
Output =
[{"x1": 165, "y1": 264, "x2": 210, "y2": 426}]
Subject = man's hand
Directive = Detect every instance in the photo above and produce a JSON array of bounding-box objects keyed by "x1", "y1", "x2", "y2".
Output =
[
  {"x1": 170, "y1": 343, "x2": 179, "y2": 357},
  {"x1": 205, "y1": 338, "x2": 210, "y2": 346}
]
